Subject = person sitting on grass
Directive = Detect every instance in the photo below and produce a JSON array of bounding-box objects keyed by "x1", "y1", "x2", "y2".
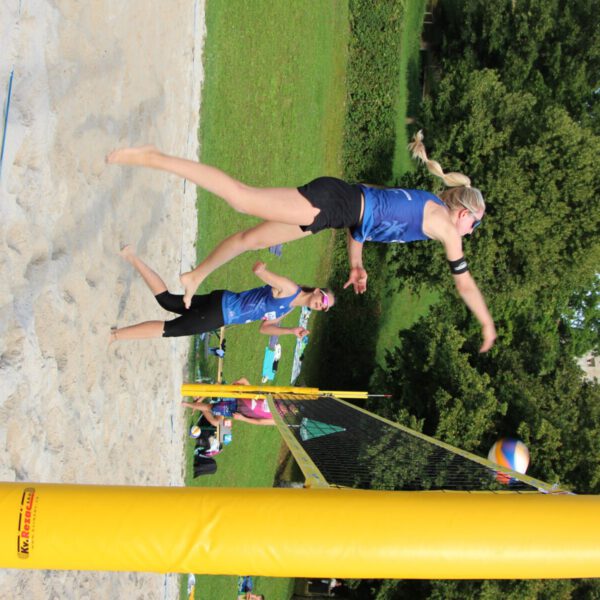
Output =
[
  {"x1": 109, "y1": 250, "x2": 333, "y2": 343},
  {"x1": 182, "y1": 378, "x2": 274, "y2": 426},
  {"x1": 107, "y1": 130, "x2": 495, "y2": 352}
]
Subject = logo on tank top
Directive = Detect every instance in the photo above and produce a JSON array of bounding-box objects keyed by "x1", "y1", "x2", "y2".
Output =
[
  {"x1": 368, "y1": 220, "x2": 408, "y2": 243},
  {"x1": 263, "y1": 311, "x2": 277, "y2": 321}
]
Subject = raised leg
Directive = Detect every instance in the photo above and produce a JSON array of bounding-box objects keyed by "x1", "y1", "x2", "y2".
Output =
[
  {"x1": 120, "y1": 245, "x2": 168, "y2": 296},
  {"x1": 180, "y1": 221, "x2": 311, "y2": 308},
  {"x1": 106, "y1": 147, "x2": 319, "y2": 225}
]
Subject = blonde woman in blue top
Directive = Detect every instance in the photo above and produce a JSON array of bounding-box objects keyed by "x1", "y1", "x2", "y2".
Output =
[
  {"x1": 110, "y1": 248, "x2": 333, "y2": 343},
  {"x1": 107, "y1": 131, "x2": 495, "y2": 351}
]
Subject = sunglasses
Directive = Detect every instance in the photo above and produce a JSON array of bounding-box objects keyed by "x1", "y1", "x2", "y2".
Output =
[
  {"x1": 460, "y1": 203, "x2": 482, "y2": 232},
  {"x1": 320, "y1": 290, "x2": 330, "y2": 311}
]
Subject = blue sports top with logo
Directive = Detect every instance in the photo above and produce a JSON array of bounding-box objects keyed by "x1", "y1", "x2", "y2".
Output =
[
  {"x1": 351, "y1": 187, "x2": 446, "y2": 243},
  {"x1": 221, "y1": 285, "x2": 301, "y2": 325}
]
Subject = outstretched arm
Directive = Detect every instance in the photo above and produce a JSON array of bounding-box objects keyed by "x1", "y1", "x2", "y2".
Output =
[
  {"x1": 452, "y1": 271, "x2": 496, "y2": 352},
  {"x1": 344, "y1": 231, "x2": 368, "y2": 294},
  {"x1": 252, "y1": 261, "x2": 298, "y2": 296},
  {"x1": 435, "y1": 226, "x2": 496, "y2": 353},
  {"x1": 259, "y1": 316, "x2": 309, "y2": 339}
]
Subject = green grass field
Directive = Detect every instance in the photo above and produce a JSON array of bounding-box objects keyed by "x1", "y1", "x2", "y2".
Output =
[
  {"x1": 182, "y1": 2, "x2": 349, "y2": 598},
  {"x1": 374, "y1": 272, "x2": 438, "y2": 372},
  {"x1": 194, "y1": 0, "x2": 349, "y2": 383},
  {"x1": 180, "y1": 2, "x2": 428, "y2": 598},
  {"x1": 391, "y1": 0, "x2": 428, "y2": 180}
]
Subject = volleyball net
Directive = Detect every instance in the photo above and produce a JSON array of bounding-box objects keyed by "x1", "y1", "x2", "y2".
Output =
[{"x1": 182, "y1": 384, "x2": 563, "y2": 493}]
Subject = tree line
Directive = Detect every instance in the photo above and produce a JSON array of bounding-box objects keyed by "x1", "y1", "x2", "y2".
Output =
[{"x1": 313, "y1": 1, "x2": 600, "y2": 597}]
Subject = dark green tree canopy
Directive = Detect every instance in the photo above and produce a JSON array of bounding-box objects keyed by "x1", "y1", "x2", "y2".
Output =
[
  {"x1": 438, "y1": 0, "x2": 600, "y2": 129},
  {"x1": 337, "y1": 2, "x2": 600, "y2": 597}
]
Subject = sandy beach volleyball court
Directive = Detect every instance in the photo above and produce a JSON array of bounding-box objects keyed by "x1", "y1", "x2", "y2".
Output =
[{"x1": 1, "y1": 0, "x2": 205, "y2": 597}]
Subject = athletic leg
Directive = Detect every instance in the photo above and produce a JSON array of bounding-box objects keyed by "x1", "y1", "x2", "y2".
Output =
[
  {"x1": 106, "y1": 147, "x2": 319, "y2": 225},
  {"x1": 180, "y1": 221, "x2": 312, "y2": 308},
  {"x1": 162, "y1": 291, "x2": 225, "y2": 335},
  {"x1": 110, "y1": 321, "x2": 164, "y2": 342},
  {"x1": 110, "y1": 290, "x2": 223, "y2": 342},
  {"x1": 120, "y1": 245, "x2": 168, "y2": 295}
]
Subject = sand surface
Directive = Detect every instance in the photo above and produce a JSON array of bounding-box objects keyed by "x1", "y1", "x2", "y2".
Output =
[{"x1": 0, "y1": 0, "x2": 205, "y2": 597}]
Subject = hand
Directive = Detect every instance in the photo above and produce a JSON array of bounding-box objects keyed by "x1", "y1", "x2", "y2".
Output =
[
  {"x1": 182, "y1": 398, "x2": 201, "y2": 408},
  {"x1": 479, "y1": 322, "x2": 497, "y2": 353},
  {"x1": 291, "y1": 326, "x2": 310, "y2": 339},
  {"x1": 343, "y1": 267, "x2": 368, "y2": 294},
  {"x1": 252, "y1": 261, "x2": 266, "y2": 275},
  {"x1": 232, "y1": 412, "x2": 243, "y2": 421}
]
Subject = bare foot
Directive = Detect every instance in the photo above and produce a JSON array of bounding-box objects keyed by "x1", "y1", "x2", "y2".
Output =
[
  {"x1": 105, "y1": 145, "x2": 160, "y2": 166},
  {"x1": 108, "y1": 328, "x2": 118, "y2": 345},
  {"x1": 119, "y1": 244, "x2": 135, "y2": 262},
  {"x1": 180, "y1": 271, "x2": 202, "y2": 309}
]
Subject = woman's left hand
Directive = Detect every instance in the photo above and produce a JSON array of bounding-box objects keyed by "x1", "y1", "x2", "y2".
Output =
[{"x1": 479, "y1": 322, "x2": 497, "y2": 353}]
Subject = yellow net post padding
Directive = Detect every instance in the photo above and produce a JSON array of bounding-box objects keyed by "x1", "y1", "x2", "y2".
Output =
[{"x1": 2, "y1": 482, "x2": 600, "y2": 578}]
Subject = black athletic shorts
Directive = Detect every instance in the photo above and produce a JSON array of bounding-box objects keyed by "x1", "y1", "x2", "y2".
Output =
[
  {"x1": 158, "y1": 289, "x2": 225, "y2": 338},
  {"x1": 297, "y1": 177, "x2": 362, "y2": 234}
]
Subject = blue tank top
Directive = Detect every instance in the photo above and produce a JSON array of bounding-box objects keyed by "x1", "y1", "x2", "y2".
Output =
[
  {"x1": 221, "y1": 285, "x2": 301, "y2": 325},
  {"x1": 351, "y1": 187, "x2": 446, "y2": 243},
  {"x1": 210, "y1": 398, "x2": 238, "y2": 417}
]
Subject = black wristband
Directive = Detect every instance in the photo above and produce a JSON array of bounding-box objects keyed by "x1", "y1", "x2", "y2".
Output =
[{"x1": 448, "y1": 257, "x2": 469, "y2": 274}]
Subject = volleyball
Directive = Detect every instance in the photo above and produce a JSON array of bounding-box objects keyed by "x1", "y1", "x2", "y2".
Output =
[
  {"x1": 488, "y1": 438, "x2": 530, "y2": 483},
  {"x1": 189, "y1": 425, "x2": 202, "y2": 439}
]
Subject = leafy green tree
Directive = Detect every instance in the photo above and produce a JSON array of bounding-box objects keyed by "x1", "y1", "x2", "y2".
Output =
[
  {"x1": 328, "y1": 1, "x2": 600, "y2": 597},
  {"x1": 370, "y1": 305, "x2": 600, "y2": 494},
  {"x1": 437, "y1": 0, "x2": 600, "y2": 128},
  {"x1": 369, "y1": 304, "x2": 504, "y2": 451},
  {"x1": 560, "y1": 276, "x2": 600, "y2": 357},
  {"x1": 398, "y1": 69, "x2": 600, "y2": 309},
  {"x1": 343, "y1": 0, "x2": 414, "y2": 182}
]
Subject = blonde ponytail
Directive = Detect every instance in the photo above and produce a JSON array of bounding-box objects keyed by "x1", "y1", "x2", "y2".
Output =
[
  {"x1": 408, "y1": 130, "x2": 485, "y2": 213},
  {"x1": 408, "y1": 130, "x2": 472, "y2": 188}
]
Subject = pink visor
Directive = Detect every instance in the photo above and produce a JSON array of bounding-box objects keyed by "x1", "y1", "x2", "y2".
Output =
[{"x1": 320, "y1": 290, "x2": 330, "y2": 311}]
